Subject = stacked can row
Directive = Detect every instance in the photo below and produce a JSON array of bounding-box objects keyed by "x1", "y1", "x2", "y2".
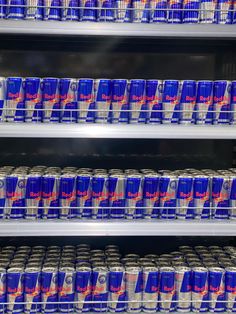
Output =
[
  {"x1": 0, "y1": 0, "x2": 235, "y2": 24},
  {"x1": 1, "y1": 77, "x2": 236, "y2": 125},
  {"x1": 0, "y1": 165, "x2": 236, "y2": 220},
  {"x1": 1, "y1": 244, "x2": 236, "y2": 313}
]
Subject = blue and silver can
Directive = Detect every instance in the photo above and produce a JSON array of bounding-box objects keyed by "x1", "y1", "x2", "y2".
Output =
[
  {"x1": 176, "y1": 175, "x2": 194, "y2": 219},
  {"x1": 143, "y1": 173, "x2": 159, "y2": 219},
  {"x1": 6, "y1": 173, "x2": 26, "y2": 219},
  {"x1": 230, "y1": 81, "x2": 236, "y2": 124},
  {"x1": 192, "y1": 267, "x2": 209, "y2": 312},
  {"x1": 6, "y1": 77, "x2": 25, "y2": 122},
  {"x1": 7, "y1": 0, "x2": 25, "y2": 19},
  {"x1": 125, "y1": 263, "x2": 142, "y2": 312},
  {"x1": 108, "y1": 264, "x2": 126, "y2": 312},
  {"x1": 129, "y1": 79, "x2": 147, "y2": 124},
  {"x1": 59, "y1": 173, "x2": 77, "y2": 219},
  {"x1": 125, "y1": 174, "x2": 143, "y2": 219},
  {"x1": 44, "y1": 0, "x2": 61, "y2": 20},
  {"x1": 7, "y1": 266, "x2": 24, "y2": 313},
  {"x1": 182, "y1": 0, "x2": 200, "y2": 23},
  {"x1": 162, "y1": 80, "x2": 180, "y2": 124},
  {"x1": 60, "y1": 78, "x2": 77, "y2": 123},
  {"x1": 132, "y1": 0, "x2": 149, "y2": 22},
  {"x1": 24, "y1": 265, "x2": 41, "y2": 314},
  {"x1": 213, "y1": 80, "x2": 231, "y2": 124},
  {"x1": 196, "y1": 80, "x2": 213, "y2": 124},
  {"x1": 225, "y1": 266, "x2": 236, "y2": 312},
  {"x1": 111, "y1": 79, "x2": 129, "y2": 123},
  {"x1": 168, "y1": 0, "x2": 182, "y2": 23},
  {"x1": 97, "y1": 0, "x2": 114, "y2": 21},
  {"x1": 159, "y1": 175, "x2": 177, "y2": 219},
  {"x1": 209, "y1": 267, "x2": 225, "y2": 312},
  {"x1": 0, "y1": 77, "x2": 6, "y2": 122},
  {"x1": 41, "y1": 265, "x2": 58, "y2": 313},
  {"x1": 76, "y1": 173, "x2": 92, "y2": 219},
  {"x1": 80, "y1": 0, "x2": 97, "y2": 21},
  {"x1": 193, "y1": 175, "x2": 210, "y2": 219},
  {"x1": 42, "y1": 174, "x2": 59, "y2": 219},
  {"x1": 212, "y1": 175, "x2": 230, "y2": 219},
  {"x1": 109, "y1": 174, "x2": 126, "y2": 219},
  {"x1": 75, "y1": 263, "x2": 92, "y2": 312},
  {"x1": 25, "y1": 173, "x2": 42, "y2": 219},
  {"x1": 150, "y1": 0, "x2": 167, "y2": 22},
  {"x1": 94, "y1": 79, "x2": 112, "y2": 123},
  {"x1": 25, "y1": 77, "x2": 43, "y2": 123},
  {"x1": 61, "y1": 0, "x2": 79, "y2": 20},
  {"x1": 199, "y1": 0, "x2": 217, "y2": 23},
  {"x1": 92, "y1": 264, "x2": 108, "y2": 312},
  {"x1": 58, "y1": 265, "x2": 75, "y2": 312},
  {"x1": 77, "y1": 79, "x2": 95, "y2": 123},
  {"x1": 142, "y1": 264, "x2": 159, "y2": 312},
  {"x1": 114, "y1": 0, "x2": 131, "y2": 22},
  {"x1": 215, "y1": 0, "x2": 232, "y2": 24},
  {"x1": 25, "y1": 0, "x2": 44, "y2": 19},
  {"x1": 179, "y1": 80, "x2": 196, "y2": 124},
  {"x1": 42, "y1": 78, "x2": 60, "y2": 123},
  {"x1": 0, "y1": 174, "x2": 6, "y2": 219},
  {"x1": 146, "y1": 79, "x2": 162, "y2": 124},
  {"x1": 92, "y1": 174, "x2": 109, "y2": 219}
]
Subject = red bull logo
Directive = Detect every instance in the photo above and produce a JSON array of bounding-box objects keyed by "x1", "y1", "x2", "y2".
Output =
[
  {"x1": 194, "y1": 285, "x2": 208, "y2": 293},
  {"x1": 195, "y1": 191, "x2": 209, "y2": 198},
  {"x1": 7, "y1": 191, "x2": 23, "y2": 199},
  {"x1": 80, "y1": 93, "x2": 93, "y2": 101},
  {"x1": 160, "y1": 191, "x2": 175, "y2": 199},
  {"x1": 145, "y1": 191, "x2": 159, "y2": 198},
  {"x1": 109, "y1": 192, "x2": 124, "y2": 200},
  {"x1": 29, "y1": 192, "x2": 41, "y2": 199},
  {"x1": 42, "y1": 191, "x2": 58, "y2": 199},
  {"x1": 212, "y1": 191, "x2": 228, "y2": 199},
  {"x1": 209, "y1": 285, "x2": 224, "y2": 293},
  {"x1": 101, "y1": 94, "x2": 110, "y2": 100},
  {"x1": 26, "y1": 93, "x2": 40, "y2": 100},
  {"x1": 25, "y1": 287, "x2": 40, "y2": 294},
  {"x1": 61, "y1": 191, "x2": 76, "y2": 198},
  {"x1": 127, "y1": 191, "x2": 142, "y2": 198},
  {"x1": 199, "y1": 95, "x2": 213, "y2": 102},
  {"x1": 179, "y1": 191, "x2": 193, "y2": 198},
  {"x1": 60, "y1": 94, "x2": 75, "y2": 102},
  {"x1": 44, "y1": 93, "x2": 58, "y2": 100},
  {"x1": 214, "y1": 95, "x2": 230, "y2": 103}
]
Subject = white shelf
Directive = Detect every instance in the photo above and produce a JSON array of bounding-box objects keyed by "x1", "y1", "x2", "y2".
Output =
[
  {"x1": 0, "y1": 124, "x2": 236, "y2": 139},
  {"x1": 0, "y1": 20, "x2": 236, "y2": 38},
  {"x1": 0, "y1": 220, "x2": 235, "y2": 236}
]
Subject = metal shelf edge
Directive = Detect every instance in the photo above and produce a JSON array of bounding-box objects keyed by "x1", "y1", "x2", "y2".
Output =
[
  {"x1": 0, "y1": 21, "x2": 236, "y2": 38},
  {"x1": 0, "y1": 221, "x2": 235, "y2": 236},
  {"x1": 0, "y1": 124, "x2": 236, "y2": 139}
]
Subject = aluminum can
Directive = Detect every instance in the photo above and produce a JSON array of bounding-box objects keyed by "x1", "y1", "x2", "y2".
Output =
[
  {"x1": 168, "y1": 0, "x2": 182, "y2": 23},
  {"x1": 125, "y1": 263, "x2": 142, "y2": 312},
  {"x1": 233, "y1": 2, "x2": 236, "y2": 23},
  {"x1": 143, "y1": 173, "x2": 159, "y2": 219},
  {"x1": 225, "y1": 266, "x2": 236, "y2": 312},
  {"x1": 75, "y1": 263, "x2": 92, "y2": 312},
  {"x1": 199, "y1": 0, "x2": 217, "y2": 22},
  {"x1": 176, "y1": 175, "x2": 194, "y2": 219},
  {"x1": 212, "y1": 175, "x2": 230, "y2": 219},
  {"x1": 58, "y1": 266, "x2": 75, "y2": 312},
  {"x1": 92, "y1": 265, "x2": 108, "y2": 312},
  {"x1": 24, "y1": 78, "x2": 42, "y2": 122},
  {"x1": 109, "y1": 174, "x2": 126, "y2": 219},
  {"x1": 25, "y1": 173, "x2": 42, "y2": 219},
  {"x1": 0, "y1": 0, "x2": 7, "y2": 18},
  {"x1": 175, "y1": 266, "x2": 191, "y2": 312},
  {"x1": 80, "y1": 0, "x2": 97, "y2": 21},
  {"x1": 6, "y1": 77, "x2": 25, "y2": 122},
  {"x1": 215, "y1": 0, "x2": 232, "y2": 23},
  {"x1": 125, "y1": 174, "x2": 143, "y2": 219},
  {"x1": 44, "y1": 0, "x2": 61, "y2": 19},
  {"x1": 149, "y1": 0, "x2": 167, "y2": 22},
  {"x1": 193, "y1": 175, "x2": 210, "y2": 219},
  {"x1": 209, "y1": 267, "x2": 225, "y2": 312},
  {"x1": 192, "y1": 267, "x2": 208, "y2": 312},
  {"x1": 77, "y1": 79, "x2": 95, "y2": 123},
  {"x1": 25, "y1": 0, "x2": 43, "y2": 19},
  {"x1": 159, "y1": 175, "x2": 177, "y2": 219},
  {"x1": 42, "y1": 78, "x2": 60, "y2": 122},
  {"x1": 182, "y1": 0, "x2": 200, "y2": 22},
  {"x1": 6, "y1": 173, "x2": 26, "y2": 219},
  {"x1": 7, "y1": 266, "x2": 24, "y2": 313},
  {"x1": 0, "y1": 266, "x2": 6, "y2": 314},
  {"x1": 60, "y1": 78, "x2": 77, "y2": 123},
  {"x1": 0, "y1": 78, "x2": 6, "y2": 122},
  {"x1": 92, "y1": 174, "x2": 109, "y2": 219},
  {"x1": 229, "y1": 175, "x2": 236, "y2": 219},
  {"x1": 129, "y1": 79, "x2": 147, "y2": 124},
  {"x1": 114, "y1": 0, "x2": 131, "y2": 21},
  {"x1": 108, "y1": 264, "x2": 125, "y2": 312},
  {"x1": 42, "y1": 174, "x2": 59, "y2": 219},
  {"x1": 97, "y1": 0, "x2": 114, "y2": 21},
  {"x1": 111, "y1": 79, "x2": 129, "y2": 123},
  {"x1": 213, "y1": 80, "x2": 231, "y2": 124},
  {"x1": 61, "y1": 0, "x2": 79, "y2": 20},
  {"x1": 142, "y1": 265, "x2": 158, "y2": 312},
  {"x1": 0, "y1": 174, "x2": 6, "y2": 219},
  {"x1": 132, "y1": 0, "x2": 149, "y2": 22},
  {"x1": 146, "y1": 80, "x2": 162, "y2": 124},
  {"x1": 162, "y1": 80, "x2": 180, "y2": 123},
  {"x1": 7, "y1": 0, "x2": 25, "y2": 18},
  {"x1": 179, "y1": 80, "x2": 196, "y2": 124},
  {"x1": 76, "y1": 173, "x2": 92, "y2": 219},
  {"x1": 159, "y1": 266, "x2": 176, "y2": 312},
  {"x1": 231, "y1": 81, "x2": 236, "y2": 124},
  {"x1": 24, "y1": 266, "x2": 41, "y2": 314},
  {"x1": 59, "y1": 173, "x2": 77, "y2": 219},
  {"x1": 41, "y1": 265, "x2": 58, "y2": 313},
  {"x1": 94, "y1": 79, "x2": 112, "y2": 123}
]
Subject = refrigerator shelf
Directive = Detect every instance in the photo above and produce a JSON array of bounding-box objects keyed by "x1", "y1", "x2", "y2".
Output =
[
  {"x1": 0, "y1": 20, "x2": 236, "y2": 38},
  {"x1": 0, "y1": 123, "x2": 236, "y2": 139},
  {"x1": 0, "y1": 220, "x2": 235, "y2": 236}
]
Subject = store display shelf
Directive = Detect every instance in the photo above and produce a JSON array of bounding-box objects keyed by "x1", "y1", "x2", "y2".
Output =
[
  {"x1": 1, "y1": 123, "x2": 236, "y2": 139},
  {"x1": 0, "y1": 220, "x2": 235, "y2": 236},
  {"x1": 0, "y1": 20, "x2": 236, "y2": 38}
]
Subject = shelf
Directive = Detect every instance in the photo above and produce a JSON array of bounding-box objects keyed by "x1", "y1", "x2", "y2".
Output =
[
  {"x1": 1, "y1": 124, "x2": 236, "y2": 139},
  {"x1": 0, "y1": 220, "x2": 235, "y2": 236},
  {"x1": 0, "y1": 20, "x2": 236, "y2": 38}
]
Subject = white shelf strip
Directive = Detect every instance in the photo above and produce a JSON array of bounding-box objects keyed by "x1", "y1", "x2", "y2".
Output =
[{"x1": 0, "y1": 220, "x2": 235, "y2": 236}]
